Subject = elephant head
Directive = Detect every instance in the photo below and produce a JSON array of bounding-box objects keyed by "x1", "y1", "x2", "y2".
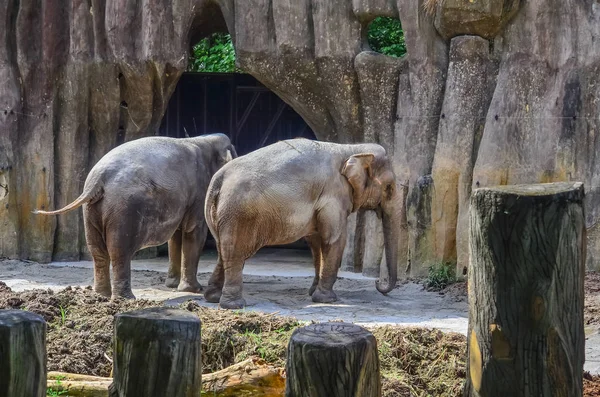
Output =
[
  {"x1": 192, "y1": 133, "x2": 238, "y2": 173},
  {"x1": 341, "y1": 148, "x2": 401, "y2": 294}
]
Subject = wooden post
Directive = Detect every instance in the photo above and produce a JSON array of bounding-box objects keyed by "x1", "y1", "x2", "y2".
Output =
[
  {"x1": 285, "y1": 322, "x2": 380, "y2": 397},
  {"x1": 464, "y1": 182, "x2": 585, "y2": 396},
  {"x1": 0, "y1": 310, "x2": 47, "y2": 397},
  {"x1": 108, "y1": 307, "x2": 202, "y2": 397}
]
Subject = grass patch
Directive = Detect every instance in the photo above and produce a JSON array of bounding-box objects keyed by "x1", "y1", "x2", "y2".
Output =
[
  {"x1": 180, "y1": 301, "x2": 301, "y2": 372},
  {"x1": 425, "y1": 262, "x2": 457, "y2": 291},
  {"x1": 374, "y1": 327, "x2": 465, "y2": 396}
]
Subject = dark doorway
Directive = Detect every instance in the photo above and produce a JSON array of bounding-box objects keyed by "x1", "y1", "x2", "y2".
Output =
[
  {"x1": 155, "y1": 72, "x2": 315, "y2": 254},
  {"x1": 158, "y1": 72, "x2": 316, "y2": 154}
]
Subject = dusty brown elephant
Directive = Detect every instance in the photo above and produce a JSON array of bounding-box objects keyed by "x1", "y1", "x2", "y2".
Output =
[
  {"x1": 204, "y1": 139, "x2": 402, "y2": 309},
  {"x1": 35, "y1": 133, "x2": 237, "y2": 300}
]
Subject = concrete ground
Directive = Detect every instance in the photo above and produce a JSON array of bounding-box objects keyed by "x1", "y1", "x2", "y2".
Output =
[{"x1": 1, "y1": 247, "x2": 599, "y2": 374}]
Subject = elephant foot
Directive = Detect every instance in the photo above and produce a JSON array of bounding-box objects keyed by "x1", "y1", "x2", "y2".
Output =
[
  {"x1": 219, "y1": 297, "x2": 246, "y2": 310},
  {"x1": 308, "y1": 282, "x2": 318, "y2": 296},
  {"x1": 311, "y1": 288, "x2": 337, "y2": 303},
  {"x1": 165, "y1": 276, "x2": 180, "y2": 289},
  {"x1": 204, "y1": 285, "x2": 223, "y2": 303},
  {"x1": 177, "y1": 280, "x2": 203, "y2": 294},
  {"x1": 93, "y1": 285, "x2": 112, "y2": 298},
  {"x1": 112, "y1": 290, "x2": 136, "y2": 300}
]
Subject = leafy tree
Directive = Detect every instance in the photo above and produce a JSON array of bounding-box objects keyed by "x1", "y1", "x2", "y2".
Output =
[
  {"x1": 188, "y1": 33, "x2": 240, "y2": 73},
  {"x1": 367, "y1": 17, "x2": 407, "y2": 58}
]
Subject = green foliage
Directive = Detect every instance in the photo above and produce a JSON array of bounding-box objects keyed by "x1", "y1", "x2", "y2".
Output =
[
  {"x1": 188, "y1": 33, "x2": 241, "y2": 73},
  {"x1": 367, "y1": 17, "x2": 407, "y2": 58},
  {"x1": 187, "y1": 18, "x2": 406, "y2": 72},
  {"x1": 425, "y1": 262, "x2": 456, "y2": 291},
  {"x1": 58, "y1": 305, "x2": 67, "y2": 325}
]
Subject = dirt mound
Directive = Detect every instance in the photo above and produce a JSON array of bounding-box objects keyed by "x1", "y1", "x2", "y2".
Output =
[
  {"x1": 0, "y1": 286, "x2": 466, "y2": 394},
  {"x1": 374, "y1": 327, "x2": 466, "y2": 396},
  {"x1": 585, "y1": 372, "x2": 600, "y2": 397},
  {"x1": 180, "y1": 300, "x2": 300, "y2": 373},
  {"x1": 585, "y1": 272, "x2": 600, "y2": 326},
  {"x1": 437, "y1": 271, "x2": 600, "y2": 313},
  {"x1": 0, "y1": 286, "x2": 157, "y2": 375},
  {"x1": 438, "y1": 281, "x2": 468, "y2": 302},
  {"x1": 0, "y1": 281, "x2": 11, "y2": 293},
  {"x1": 0, "y1": 286, "x2": 299, "y2": 377}
]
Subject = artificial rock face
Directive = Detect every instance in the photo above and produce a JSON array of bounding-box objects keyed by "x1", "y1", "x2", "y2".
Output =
[
  {"x1": 432, "y1": 0, "x2": 521, "y2": 40},
  {"x1": 1, "y1": 0, "x2": 599, "y2": 277}
]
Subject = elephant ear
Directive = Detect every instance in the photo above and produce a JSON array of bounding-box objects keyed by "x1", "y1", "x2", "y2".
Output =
[
  {"x1": 222, "y1": 144, "x2": 238, "y2": 163},
  {"x1": 219, "y1": 147, "x2": 234, "y2": 165},
  {"x1": 342, "y1": 153, "x2": 375, "y2": 212}
]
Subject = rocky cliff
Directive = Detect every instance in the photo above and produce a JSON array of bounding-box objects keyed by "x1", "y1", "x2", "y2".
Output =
[{"x1": 1, "y1": 0, "x2": 598, "y2": 276}]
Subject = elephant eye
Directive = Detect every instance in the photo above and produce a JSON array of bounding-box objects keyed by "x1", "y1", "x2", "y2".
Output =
[{"x1": 384, "y1": 183, "x2": 394, "y2": 198}]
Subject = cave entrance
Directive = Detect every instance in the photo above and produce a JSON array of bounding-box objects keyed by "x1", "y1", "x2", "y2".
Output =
[
  {"x1": 153, "y1": 14, "x2": 316, "y2": 257},
  {"x1": 159, "y1": 3, "x2": 315, "y2": 154},
  {"x1": 158, "y1": 72, "x2": 316, "y2": 156}
]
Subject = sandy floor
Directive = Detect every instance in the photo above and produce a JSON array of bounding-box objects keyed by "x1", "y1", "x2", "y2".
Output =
[
  {"x1": 2, "y1": 247, "x2": 599, "y2": 374},
  {"x1": 1, "y1": 248, "x2": 468, "y2": 332}
]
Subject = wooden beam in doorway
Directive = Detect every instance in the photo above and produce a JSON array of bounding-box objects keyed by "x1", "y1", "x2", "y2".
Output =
[
  {"x1": 258, "y1": 102, "x2": 286, "y2": 147},
  {"x1": 234, "y1": 91, "x2": 261, "y2": 142}
]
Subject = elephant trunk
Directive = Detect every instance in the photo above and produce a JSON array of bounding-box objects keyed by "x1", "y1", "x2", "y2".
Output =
[{"x1": 376, "y1": 190, "x2": 401, "y2": 295}]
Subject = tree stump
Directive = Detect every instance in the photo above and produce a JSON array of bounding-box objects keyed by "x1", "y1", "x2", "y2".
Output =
[
  {"x1": 0, "y1": 310, "x2": 47, "y2": 397},
  {"x1": 108, "y1": 307, "x2": 202, "y2": 397},
  {"x1": 285, "y1": 322, "x2": 380, "y2": 397},
  {"x1": 464, "y1": 182, "x2": 586, "y2": 396}
]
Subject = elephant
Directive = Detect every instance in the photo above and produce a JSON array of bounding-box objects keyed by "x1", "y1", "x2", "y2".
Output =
[
  {"x1": 204, "y1": 138, "x2": 402, "y2": 309},
  {"x1": 35, "y1": 133, "x2": 237, "y2": 300}
]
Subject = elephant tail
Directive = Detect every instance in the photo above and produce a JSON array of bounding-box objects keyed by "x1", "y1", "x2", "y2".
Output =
[
  {"x1": 33, "y1": 181, "x2": 104, "y2": 215},
  {"x1": 206, "y1": 172, "x2": 225, "y2": 238}
]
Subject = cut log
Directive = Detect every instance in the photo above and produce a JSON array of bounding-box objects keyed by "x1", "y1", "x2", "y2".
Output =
[
  {"x1": 49, "y1": 371, "x2": 113, "y2": 382},
  {"x1": 108, "y1": 307, "x2": 202, "y2": 397},
  {"x1": 48, "y1": 358, "x2": 285, "y2": 397},
  {"x1": 464, "y1": 182, "x2": 586, "y2": 396},
  {"x1": 285, "y1": 322, "x2": 380, "y2": 397},
  {"x1": 202, "y1": 357, "x2": 285, "y2": 396},
  {"x1": 47, "y1": 379, "x2": 111, "y2": 397},
  {"x1": 0, "y1": 309, "x2": 47, "y2": 397}
]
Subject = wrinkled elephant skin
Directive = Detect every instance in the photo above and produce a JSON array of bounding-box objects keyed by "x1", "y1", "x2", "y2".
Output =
[
  {"x1": 204, "y1": 139, "x2": 401, "y2": 309},
  {"x1": 35, "y1": 133, "x2": 237, "y2": 300}
]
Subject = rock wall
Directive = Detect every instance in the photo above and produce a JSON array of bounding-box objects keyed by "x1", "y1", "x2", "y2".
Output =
[
  {"x1": 0, "y1": 0, "x2": 193, "y2": 262},
  {"x1": 1, "y1": 0, "x2": 599, "y2": 276}
]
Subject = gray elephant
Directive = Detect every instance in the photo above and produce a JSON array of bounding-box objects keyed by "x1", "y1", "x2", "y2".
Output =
[
  {"x1": 204, "y1": 138, "x2": 401, "y2": 309},
  {"x1": 35, "y1": 133, "x2": 237, "y2": 300}
]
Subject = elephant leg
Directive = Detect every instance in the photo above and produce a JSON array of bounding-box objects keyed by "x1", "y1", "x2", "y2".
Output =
[
  {"x1": 84, "y1": 216, "x2": 111, "y2": 297},
  {"x1": 89, "y1": 243, "x2": 111, "y2": 298},
  {"x1": 177, "y1": 225, "x2": 206, "y2": 293},
  {"x1": 204, "y1": 254, "x2": 224, "y2": 303},
  {"x1": 219, "y1": 258, "x2": 246, "y2": 309},
  {"x1": 111, "y1": 255, "x2": 135, "y2": 300},
  {"x1": 91, "y1": 249, "x2": 111, "y2": 298},
  {"x1": 305, "y1": 234, "x2": 322, "y2": 296},
  {"x1": 165, "y1": 228, "x2": 182, "y2": 288},
  {"x1": 212, "y1": 233, "x2": 246, "y2": 309},
  {"x1": 311, "y1": 214, "x2": 347, "y2": 304}
]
